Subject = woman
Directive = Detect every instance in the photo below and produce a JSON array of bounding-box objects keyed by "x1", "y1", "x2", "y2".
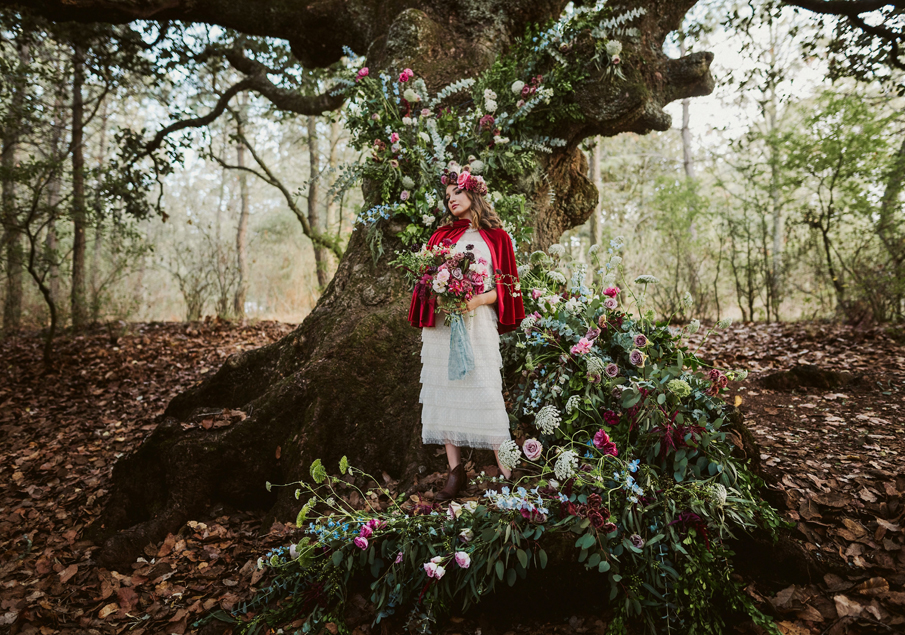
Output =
[{"x1": 407, "y1": 167, "x2": 525, "y2": 501}]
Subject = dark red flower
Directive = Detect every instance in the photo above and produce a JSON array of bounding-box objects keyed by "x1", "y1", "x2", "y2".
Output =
[
  {"x1": 587, "y1": 493, "x2": 602, "y2": 510},
  {"x1": 589, "y1": 511, "x2": 605, "y2": 529},
  {"x1": 602, "y1": 522, "x2": 617, "y2": 534}
]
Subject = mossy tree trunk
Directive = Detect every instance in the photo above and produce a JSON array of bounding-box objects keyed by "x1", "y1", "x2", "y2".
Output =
[{"x1": 17, "y1": 0, "x2": 714, "y2": 568}]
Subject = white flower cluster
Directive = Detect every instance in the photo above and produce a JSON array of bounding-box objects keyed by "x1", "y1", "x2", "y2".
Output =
[
  {"x1": 421, "y1": 214, "x2": 435, "y2": 226},
  {"x1": 511, "y1": 80, "x2": 525, "y2": 95},
  {"x1": 554, "y1": 450, "x2": 579, "y2": 480},
  {"x1": 547, "y1": 270, "x2": 566, "y2": 285},
  {"x1": 717, "y1": 317, "x2": 733, "y2": 329},
  {"x1": 634, "y1": 274, "x2": 659, "y2": 285},
  {"x1": 564, "y1": 297, "x2": 583, "y2": 315},
  {"x1": 402, "y1": 176, "x2": 415, "y2": 189},
  {"x1": 520, "y1": 315, "x2": 537, "y2": 332},
  {"x1": 707, "y1": 483, "x2": 728, "y2": 508},
  {"x1": 534, "y1": 405, "x2": 561, "y2": 434},
  {"x1": 586, "y1": 356, "x2": 606, "y2": 375},
  {"x1": 418, "y1": 131, "x2": 431, "y2": 143},
  {"x1": 484, "y1": 88, "x2": 498, "y2": 113},
  {"x1": 605, "y1": 40, "x2": 623, "y2": 57},
  {"x1": 403, "y1": 88, "x2": 421, "y2": 102},
  {"x1": 565, "y1": 394, "x2": 581, "y2": 414},
  {"x1": 682, "y1": 291, "x2": 693, "y2": 308},
  {"x1": 470, "y1": 160, "x2": 485, "y2": 174},
  {"x1": 498, "y1": 439, "x2": 521, "y2": 470},
  {"x1": 517, "y1": 264, "x2": 531, "y2": 277},
  {"x1": 686, "y1": 319, "x2": 700, "y2": 335},
  {"x1": 548, "y1": 244, "x2": 565, "y2": 258}
]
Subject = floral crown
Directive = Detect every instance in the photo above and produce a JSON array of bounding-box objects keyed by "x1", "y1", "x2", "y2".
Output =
[{"x1": 440, "y1": 165, "x2": 488, "y2": 196}]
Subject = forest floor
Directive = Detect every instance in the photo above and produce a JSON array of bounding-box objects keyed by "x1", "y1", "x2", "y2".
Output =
[{"x1": 0, "y1": 319, "x2": 903, "y2": 635}]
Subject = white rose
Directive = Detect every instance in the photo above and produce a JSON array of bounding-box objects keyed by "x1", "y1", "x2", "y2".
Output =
[{"x1": 403, "y1": 88, "x2": 420, "y2": 102}]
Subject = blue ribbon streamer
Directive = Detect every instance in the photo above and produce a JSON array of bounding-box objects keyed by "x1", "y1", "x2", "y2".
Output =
[{"x1": 448, "y1": 313, "x2": 475, "y2": 380}]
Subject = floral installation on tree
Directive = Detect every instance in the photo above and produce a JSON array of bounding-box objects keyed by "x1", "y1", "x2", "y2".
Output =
[
  {"x1": 209, "y1": 240, "x2": 784, "y2": 635},
  {"x1": 324, "y1": 2, "x2": 642, "y2": 251}
]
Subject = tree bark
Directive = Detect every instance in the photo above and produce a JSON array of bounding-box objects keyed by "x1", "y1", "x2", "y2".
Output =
[
  {"x1": 233, "y1": 98, "x2": 250, "y2": 319},
  {"x1": 679, "y1": 39, "x2": 695, "y2": 179},
  {"x1": 70, "y1": 40, "x2": 89, "y2": 330},
  {"x1": 61, "y1": 0, "x2": 716, "y2": 568},
  {"x1": 1, "y1": 39, "x2": 30, "y2": 333}
]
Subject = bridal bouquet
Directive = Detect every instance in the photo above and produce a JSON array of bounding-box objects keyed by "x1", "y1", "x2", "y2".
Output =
[{"x1": 395, "y1": 238, "x2": 492, "y2": 379}]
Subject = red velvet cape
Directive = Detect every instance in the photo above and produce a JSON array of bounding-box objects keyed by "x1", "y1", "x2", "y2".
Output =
[{"x1": 407, "y1": 219, "x2": 525, "y2": 334}]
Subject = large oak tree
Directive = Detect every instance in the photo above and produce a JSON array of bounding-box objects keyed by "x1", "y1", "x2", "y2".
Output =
[{"x1": 4, "y1": 0, "x2": 715, "y2": 567}]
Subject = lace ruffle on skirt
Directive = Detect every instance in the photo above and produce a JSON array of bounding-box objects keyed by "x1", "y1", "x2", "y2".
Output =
[{"x1": 420, "y1": 303, "x2": 511, "y2": 449}]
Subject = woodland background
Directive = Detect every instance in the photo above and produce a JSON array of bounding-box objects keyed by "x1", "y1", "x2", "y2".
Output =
[{"x1": 3, "y1": 1, "x2": 905, "y2": 340}]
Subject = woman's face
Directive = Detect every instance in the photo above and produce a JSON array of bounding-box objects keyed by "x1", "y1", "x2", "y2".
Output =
[{"x1": 445, "y1": 184, "x2": 473, "y2": 220}]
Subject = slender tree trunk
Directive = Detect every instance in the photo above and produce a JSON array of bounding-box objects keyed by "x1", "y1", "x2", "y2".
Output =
[
  {"x1": 90, "y1": 97, "x2": 109, "y2": 321},
  {"x1": 766, "y1": 24, "x2": 783, "y2": 321},
  {"x1": 44, "y1": 90, "x2": 67, "y2": 308},
  {"x1": 588, "y1": 137, "x2": 600, "y2": 247},
  {"x1": 307, "y1": 115, "x2": 328, "y2": 289},
  {"x1": 2, "y1": 40, "x2": 30, "y2": 333},
  {"x1": 233, "y1": 100, "x2": 250, "y2": 319},
  {"x1": 878, "y1": 136, "x2": 905, "y2": 270},
  {"x1": 70, "y1": 41, "x2": 89, "y2": 330},
  {"x1": 679, "y1": 39, "x2": 695, "y2": 180}
]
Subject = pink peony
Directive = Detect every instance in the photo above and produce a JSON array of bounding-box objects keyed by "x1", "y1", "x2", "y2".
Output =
[
  {"x1": 399, "y1": 68, "x2": 414, "y2": 82},
  {"x1": 570, "y1": 337, "x2": 593, "y2": 356},
  {"x1": 603, "y1": 286, "x2": 620, "y2": 297},
  {"x1": 390, "y1": 132, "x2": 399, "y2": 143},
  {"x1": 354, "y1": 536, "x2": 368, "y2": 550},
  {"x1": 532, "y1": 288, "x2": 543, "y2": 300},
  {"x1": 454, "y1": 552, "x2": 471, "y2": 568},
  {"x1": 522, "y1": 438, "x2": 543, "y2": 460},
  {"x1": 359, "y1": 525, "x2": 373, "y2": 538}
]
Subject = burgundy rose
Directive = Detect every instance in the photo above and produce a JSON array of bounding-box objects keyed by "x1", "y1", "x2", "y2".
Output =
[
  {"x1": 708, "y1": 369, "x2": 721, "y2": 382},
  {"x1": 589, "y1": 511, "x2": 605, "y2": 529},
  {"x1": 602, "y1": 410, "x2": 619, "y2": 426},
  {"x1": 587, "y1": 493, "x2": 602, "y2": 510},
  {"x1": 602, "y1": 522, "x2": 617, "y2": 534},
  {"x1": 479, "y1": 115, "x2": 495, "y2": 130}
]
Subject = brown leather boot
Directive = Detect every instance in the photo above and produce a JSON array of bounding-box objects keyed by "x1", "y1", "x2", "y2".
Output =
[{"x1": 435, "y1": 464, "x2": 467, "y2": 502}]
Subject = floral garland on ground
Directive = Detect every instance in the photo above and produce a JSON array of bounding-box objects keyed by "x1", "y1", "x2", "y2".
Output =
[
  {"x1": 202, "y1": 241, "x2": 785, "y2": 635},
  {"x1": 329, "y1": 3, "x2": 642, "y2": 250}
]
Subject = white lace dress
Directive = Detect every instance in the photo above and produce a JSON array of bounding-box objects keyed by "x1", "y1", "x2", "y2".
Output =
[{"x1": 420, "y1": 227, "x2": 511, "y2": 449}]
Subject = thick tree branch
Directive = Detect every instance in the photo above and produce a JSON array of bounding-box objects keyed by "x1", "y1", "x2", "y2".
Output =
[{"x1": 223, "y1": 48, "x2": 346, "y2": 115}]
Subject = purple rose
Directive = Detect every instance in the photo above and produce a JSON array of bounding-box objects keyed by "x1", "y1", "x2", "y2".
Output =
[
  {"x1": 630, "y1": 534, "x2": 645, "y2": 549},
  {"x1": 354, "y1": 536, "x2": 369, "y2": 550},
  {"x1": 522, "y1": 438, "x2": 543, "y2": 460},
  {"x1": 629, "y1": 349, "x2": 645, "y2": 366},
  {"x1": 633, "y1": 333, "x2": 648, "y2": 347},
  {"x1": 604, "y1": 297, "x2": 618, "y2": 311},
  {"x1": 604, "y1": 363, "x2": 619, "y2": 378}
]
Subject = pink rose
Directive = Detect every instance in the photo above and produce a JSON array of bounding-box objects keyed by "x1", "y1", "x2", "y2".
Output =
[
  {"x1": 359, "y1": 525, "x2": 373, "y2": 538},
  {"x1": 593, "y1": 429, "x2": 619, "y2": 456},
  {"x1": 421, "y1": 108, "x2": 431, "y2": 117},
  {"x1": 479, "y1": 114, "x2": 495, "y2": 130},
  {"x1": 399, "y1": 68, "x2": 414, "y2": 82},
  {"x1": 633, "y1": 333, "x2": 648, "y2": 348},
  {"x1": 532, "y1": 288, "x2": 543, "y2": 300},
  {"x1": 457, "y1": 171, "x2": 470, "y2": 189},
  {"x1": 390, "y1": 132, "x2": 399, "y2": 143},
  {"x1": 400, "y1": 190, "x2": 410, "y2": 201},
  {"x1": 603, "y1": 286, "x2": 620, "y2": 297},
  {"x1": 395, "y1": 551, "x2": 404, "y2": 564},
  {"x1": 516, "y1": 99, "x2": 525, "y2": 108},
  {"x1": 570, "y1": 337, "x2": 593, "y2": 356},
  {"x1": 605, "y1": 363, "x2": 619, "y2": 378},
  {"x1": 522, "y1": 438, "x2": 543, "y2": 460},
  {"x1": 604, "y1": 297, "x2": 618, "y2": 310},
  {"x1": 454, "y1": 552, "x2": 471, "y2": 568},
  {"x1": 355, "y1": 67, "x2": 369, "y2": 82},
  {"x1": 354, "y1": 536, "x2": 368, "y2": 550}
]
